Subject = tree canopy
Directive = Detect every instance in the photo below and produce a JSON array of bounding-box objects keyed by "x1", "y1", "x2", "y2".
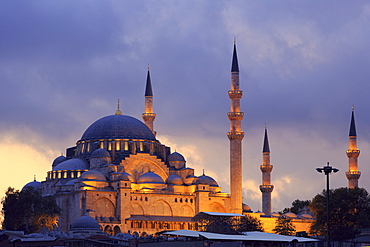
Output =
[
  {"x1": 272, "y1": 215, "x2": 296, "y2": 235},
  {"x1": 283, "y1": 199, "x2": 311, "y2": 214},
  {"x1": 309, "y1": 187, "x2": 370, "y2": 241},
  {"x1": 1, "y1": 187, "x2": 60, "y2": 234},
  {"x1": 192, "y1": 213, "x2": 263, "y2": 234}
]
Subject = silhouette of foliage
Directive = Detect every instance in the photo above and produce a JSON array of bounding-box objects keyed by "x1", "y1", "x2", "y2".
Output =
[
  {"x1": 283, "y1": 199, "x2": 311, "y2": 214},
  {"x1": 272, "y1": 215, "x2": 296, "y2": 235},
  {"x1": 309, "y1": 187, "x2": 370, "y2": 241},
  {"x1": 1, "y1": 187, "x2": 60, "y2": 233},
  {"x1": 192, "y1": 212, "x2": 263, "y2": 234}
]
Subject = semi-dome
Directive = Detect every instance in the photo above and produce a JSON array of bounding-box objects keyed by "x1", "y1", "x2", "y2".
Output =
[
  {"x1": 22, "y1": 180, "x2": 42, "y2": 191},
  {"x1": 52, "y1": 155, "x2": 67, "y2": 167},
  {"x1": 80, "y1": 115, "x2": 157, "y2": 142},
  {"x1": 91, "y1": 148, "x2": 111, "y2": 158},
  {"x1": 53, "y1": 158, "x2": 88, "y2": 171},
  {"x1": 194, "y1": 175, "x2": 218, "y2": 186},
  {"x1": 167, "y1": 152, "x2": 185, "y2": 162},
  {"x1": 79, "y1": 170, "x2": 107, "y2": 181},
  {"x1": 137, "y1": 171, "x2": 164, "y2": 184},
  {"x1": 70, "y1": 215, "x2": 100, "y2": 230},
  {"x1": 166, "y1": 174, "x2": 183, "y2": 185}
]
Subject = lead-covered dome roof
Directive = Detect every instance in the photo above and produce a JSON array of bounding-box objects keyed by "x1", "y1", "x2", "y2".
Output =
[
  {"x1": 194, "y1": 174, "x2": 218, "y2": 186},
  {"x1": 80, "y1": 115, "x2": 157, "y2": 142},
  {"x1": 167, "y1": 152, "x2": 186, "y2": 162},
  {"x1": 53, "y1": 158, "x2": 88, "y2": 171},
  {"x1": 71, "y1": 215, "x2": 100, "y2": 230},
  {"x1": 79, "y1": 170, "x2": 107, "y2": 181},
  {"x1": 91, "y1": 148, "x2": 111, "y2": 159},
  {"x1": 137, "y1": 171, "x2": 164, "y2": 184}
]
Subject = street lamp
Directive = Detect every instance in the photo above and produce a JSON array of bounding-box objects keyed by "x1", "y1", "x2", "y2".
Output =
[{"x1": 316, "y1": 162, "x2": 339, "y2": 247}]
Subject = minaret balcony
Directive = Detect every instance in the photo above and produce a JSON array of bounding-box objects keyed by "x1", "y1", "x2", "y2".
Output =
[
  {"x1": 259, "y1": 185, "x2": 274, "y2": 193},
  {"x1": 227, "y1": 131, "x2": 244, "y2": 140},
  {"x1": 346, "y1": 149, "x2": 360, "y2": 158},
  {"x1": 260, "y1": 165, "x2": 273, "y2": 173},
  {"x1": 228, "y1": 112, "x2": 244, "y2": 120},
  {"x1": 346, "y1": 171, "x2": 361, "y2": 180},
  {"x1": 142, "y1": 113, "x2": 156, "y2": 121},
  {"x1": 228, "y1": 90, "x2": 243, "y2": 99}
]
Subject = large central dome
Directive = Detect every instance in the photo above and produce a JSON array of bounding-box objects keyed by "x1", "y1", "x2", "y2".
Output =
[{"x1": 80, "y1": 115, "x2": 157, "y2": 141}]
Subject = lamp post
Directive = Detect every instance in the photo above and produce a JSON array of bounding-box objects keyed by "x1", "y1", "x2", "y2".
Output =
[{"x1": 316, "y1": 162, "x2": 339, "y2": 247}]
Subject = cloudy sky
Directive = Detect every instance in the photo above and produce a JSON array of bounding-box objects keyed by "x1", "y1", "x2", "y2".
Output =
[{"x1": 1, "y1": 1, "x2": 370, "y2": 213}]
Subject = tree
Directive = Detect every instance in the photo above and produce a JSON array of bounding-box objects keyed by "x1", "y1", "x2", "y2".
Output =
[
  {"x1": 237, "y1": 214, "x2": 264, "y2": 232},
  {"x1": 192, "y1": 212, "x2": 264, "y2": 234},
  {"x1": 309, "y1": 187, "x2": 370, "y2": 241},
  {"x1": 283, "y1": 199, "x2": 311, "y2": 214},
  {"x1": 272, "y1": 215, "x2": 296, "y2": 235},
  {"x1": 1, "y1": 187, "x2": 60, "y2": 233}
]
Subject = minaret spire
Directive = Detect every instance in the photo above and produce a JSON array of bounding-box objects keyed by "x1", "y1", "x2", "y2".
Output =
[
  {"x1": 142, "y1": 66, "x2": 156, "y2": 136},
  {"x1": 227, "y1": 42, "x2": 244, "y2": 214},
  {"x1": 346, "y1": 107, "x2": 360, "y2": 188},
  {"x1": 260, "y1": 127, "x2": 273, "y2": 216}
]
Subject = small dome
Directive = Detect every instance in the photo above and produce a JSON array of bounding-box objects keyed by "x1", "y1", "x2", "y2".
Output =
[
  {"x1": 255, "y1": 210, "x2": 265, "y2": 216},
  {"x1": 166, "y1": 174, "x2": 183, "y2": 185},
  {"x1": 71, "y1": 215, "x2": 100, "y2": 230},
  {"x1": 22, "y1": 180, "x2": 42, "y2": 191},
  {"x1": 284, "y1": 212, "x2": 298, "y2": 219},
  {"x1": 118, "y1": 172, "x2": 133, "y2": 181},
  {"x1": 271, "y1": 212, "x2": 280, "y2": 217},
  {"x1": 79, "y1": 170, "x2": 107, "y2": 181},
  {"x1": 91, "y1": 148, "x2": 111, "y2": 159},
  {"x1": 242, "y1": 203, "x2": 252, "y2": 212},
  {"x1": 137, "y1": 171, "x2": 164, "y2": 184},
  {"x1": 52, "y1": 155, "x2": 67, "y2": 167},
  {"x1": 300, "y1": 214, "x2": 313, "y2": 219},
  {"x1": 54, "y1": 158, "x2": 88, "y2": 171},
  {"x1": 194, "y1": 175, "x2": 218, "y2": 186},
  {"x1": 185, "y1": 175, "x2": 197, "y2": 185},
  {"x1": 167, "y1": 152, "x2": 186, "y2": 162}
]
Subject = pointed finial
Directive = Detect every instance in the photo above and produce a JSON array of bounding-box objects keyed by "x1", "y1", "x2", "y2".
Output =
[
  {"x1": 264, "y1": 123, "x2": 267, "y2": 129},
  {"x1": 352, "y1": 104, "x2": 355, "y2": 111},
  {"x1": 234, "y1": 37, "x2": 236, "y2": 44},
  {"x1": 203, "y1": 169, "x2": 205, "y2": 176},
  {"x1": 148, "y1": 63, "x2": 150, "y2": 71},
  {"x1": 115, "y1": 99, "x2": 122, "y2": 115},
  {"x1": 349, "y1": 106, "x2": 357, "y2": 136},
  {"x1": 34, "y1": 175, "x2": 36, "y2": 181},
  {"x1": 263, "y1": 127, "x2": 270, "y2": 153}
]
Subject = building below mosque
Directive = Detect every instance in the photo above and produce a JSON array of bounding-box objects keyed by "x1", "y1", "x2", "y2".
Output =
[{"x1": 22, "y1": 45, "x2": 316, "y2": 236}]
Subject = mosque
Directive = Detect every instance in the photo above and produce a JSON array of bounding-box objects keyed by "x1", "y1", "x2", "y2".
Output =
[{"x1": 22, "y1": 44, "x2": 360, "y2": 236}]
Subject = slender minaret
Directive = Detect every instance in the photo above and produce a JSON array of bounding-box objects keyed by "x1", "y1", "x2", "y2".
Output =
[
  {"x1": 142, "y1": 66, "x2": 156, "y2": 136},
  {"x1": 346, "y1": 107, "x2": 360, "y2": 188},
  {"x1": 260, "y1": 127, "x2": 274, "y2": 216},
  {"x1": 227, "y1": 42, "x2": 244, "y2": 214}
]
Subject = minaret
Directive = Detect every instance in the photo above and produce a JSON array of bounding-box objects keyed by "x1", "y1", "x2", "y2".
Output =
[
  {"x1": 142, "y1": 66, "x2": 156, "y2": 136},
  {"x1": 346, "y1": 107, "x2": 360, "y2": 188},
  {"x1": 227, "y1": 42, "x2": 244, "y2": 214},
  {"x1": 259, "y1": 127, "x2": 273, "y2": 216}
]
